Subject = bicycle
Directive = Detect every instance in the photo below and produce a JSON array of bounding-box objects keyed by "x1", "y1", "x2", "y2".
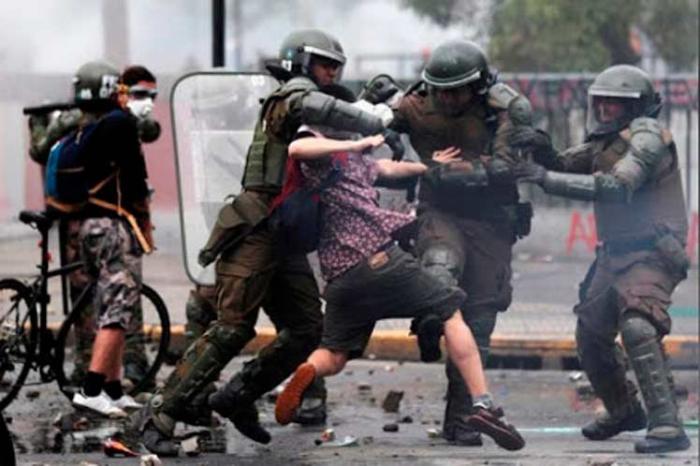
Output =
[{"x1": 0, "y1": 210, "x2": 171, "y2": 410}]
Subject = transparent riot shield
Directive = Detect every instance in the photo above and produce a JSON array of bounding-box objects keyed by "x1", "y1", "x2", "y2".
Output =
[{"x1": 171, "y1": 72, "x2": 278, "y2": 285}]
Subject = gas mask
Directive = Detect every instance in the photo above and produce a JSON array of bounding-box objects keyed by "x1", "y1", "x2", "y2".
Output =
[
  {"x1": 126, "y1": 84, "x2": 158, "y2": 118},
  {"x1": 127, "y1": 97, "x2": 154, "y2": 119}
]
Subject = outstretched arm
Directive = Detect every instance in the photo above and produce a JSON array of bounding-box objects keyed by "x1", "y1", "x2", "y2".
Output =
[
  {"x1": 375, "y1": 159, "x2": 427, "y2": 179},
  {"x1": 520, "y1": 118, "x2": 671, "y2": 202},
  {"x1": 288, "y1": 134, "x2": 385, "y2": 160}
]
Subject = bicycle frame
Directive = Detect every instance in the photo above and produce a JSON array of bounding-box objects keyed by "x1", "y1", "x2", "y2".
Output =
[{"x1": 25, "y1": 219, "x2": 94, "y2": 380}]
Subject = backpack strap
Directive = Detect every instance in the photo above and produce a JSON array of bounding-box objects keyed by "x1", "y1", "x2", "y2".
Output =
[
  {"x1": 87, "y1": 168, "x2": 152, "y2": 254},
  {"x1": 87, "y1": 197, "x2": 153, "y2": 254},
  {"x1": 313, "y1": 158, "x2": 344, "y2": 193}
]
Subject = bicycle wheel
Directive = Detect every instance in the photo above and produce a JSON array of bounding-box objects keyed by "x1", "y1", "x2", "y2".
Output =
[
  {"x1": 0, "y1": 414, "x2": 15, "y2": 466},
  {"x1": 0, "y1": 279, "x2": 38, "y2": 411},
  {"x1": 54, "y1": 282, "x2": 170, "y2": 398}
]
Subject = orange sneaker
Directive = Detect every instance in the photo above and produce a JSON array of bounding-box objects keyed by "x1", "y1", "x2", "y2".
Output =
[{"x1": 275, "y1": 363, "x2": 317, "y2": 425}]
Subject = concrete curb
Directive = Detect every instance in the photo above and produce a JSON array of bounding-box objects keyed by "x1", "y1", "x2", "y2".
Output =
[
  {"x1": 48, "y1": 323, "x2": 700, "y2": 368},
  {"x1": 162, "y1": 325, "x2": 699, "y2": 368}
]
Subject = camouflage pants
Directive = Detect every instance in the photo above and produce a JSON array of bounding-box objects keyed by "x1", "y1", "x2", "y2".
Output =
[
  {"x1": 66, "y1": 220, "x2": 147, "y2": 378},
  {"x1": 78, "y1": 218, "x2": 142, "y2": 330},
  {"x1": 158, "y1": 222, "x2": 323, "y2": 421}
]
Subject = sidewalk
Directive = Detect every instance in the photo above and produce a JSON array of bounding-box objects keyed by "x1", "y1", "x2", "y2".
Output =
[{"x1": 1, "y1": 217, "x2": 697, "y2": 368}]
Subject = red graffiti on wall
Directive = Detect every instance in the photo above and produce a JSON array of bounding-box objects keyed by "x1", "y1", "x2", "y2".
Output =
[{"x1": 565, "y1": 210, "x2": 699, "y2": 263}]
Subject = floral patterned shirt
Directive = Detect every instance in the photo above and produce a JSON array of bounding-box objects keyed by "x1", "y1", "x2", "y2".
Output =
[{"x1": 301, "y1": 148, "x2": 414, "y2": 281}]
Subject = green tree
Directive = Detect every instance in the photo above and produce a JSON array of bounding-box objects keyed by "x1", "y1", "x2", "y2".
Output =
[{"x1": 402, "y1": 0, "x2": 698, "y2": 72}]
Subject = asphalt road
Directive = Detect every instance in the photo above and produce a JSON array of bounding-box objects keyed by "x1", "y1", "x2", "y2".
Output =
[
  {"x1": 5, "y1": 360, "x2": 699, "y2": 465},
  {"x1": 1, "y1": 233, "x2": 697, "y2": 341}
]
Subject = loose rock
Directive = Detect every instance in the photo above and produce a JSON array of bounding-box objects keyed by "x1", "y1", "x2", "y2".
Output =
[
  {"x1": 383, "y1": 423, "x2": 399, "y2": 433},
  {"x1": 382, "y1": 390, "x2": 404, "y2": 413}
]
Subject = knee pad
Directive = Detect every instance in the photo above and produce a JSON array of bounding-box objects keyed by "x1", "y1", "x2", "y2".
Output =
[
  {"x1": 186, "y1": 289, "x2": 217, "y2": 326},
  {"x1": 276, "y1": 327, "x2": 320, "y2": 356},
  {"x1": 204, "y1": 323, "x2": 256, "y2": 357},
  {"x1": 575, "y1": 319, "x2": 625, "y2": 376},
  {"x1": 421, "y1": 245, "x2": 462, "y2": 287},
  {"x1": 620, "y1": 313, "x2": 658, "y2": 349}
]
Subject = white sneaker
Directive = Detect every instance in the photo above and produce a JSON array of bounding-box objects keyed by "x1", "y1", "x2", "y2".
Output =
[
  {"x1": 72, "y1": 391, "x2": 127, "y2": 418},
  {"x1": 108, "y1": 393, "x2": 143, "y2": 410}
]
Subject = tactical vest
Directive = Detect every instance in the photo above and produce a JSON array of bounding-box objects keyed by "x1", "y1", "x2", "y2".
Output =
[
  {"x1": 398, "y1": 92, "x2": 518, "y2": 213},
  {"x1": 592, "y1": 134, "x2": 688, "y2": 242},
  {"x1": 241, "y1": 77, "x2": 316, "y2": 192}
]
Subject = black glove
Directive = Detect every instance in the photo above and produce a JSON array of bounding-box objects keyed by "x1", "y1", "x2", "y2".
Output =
[
  {"x1": 360, "y1": 74, "x2": 401, "y2": 104},
  {"x1": 512, "y1": 160, "x2": 547, "y2": 185},
  {"x1": 508, "y1": 127, "x2": 558, "y2": 168},
  {"x1": 382, "y1": 128, "x2": 405, "y2": 161}
]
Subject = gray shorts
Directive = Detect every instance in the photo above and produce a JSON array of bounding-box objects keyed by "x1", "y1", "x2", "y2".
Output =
[{"x1": 321, "y1": 244, "x2": 465, "y2": 359}]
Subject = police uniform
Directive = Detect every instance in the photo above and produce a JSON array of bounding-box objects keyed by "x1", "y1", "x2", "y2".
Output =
[
  {"x1": 392, "y1": 84, "x2": 528, "y2": 444},
  {"x1": 139, "y1": 30, "x2": 390, "y2": 453},
  {"x1": 520, "y1": 65, "x2": 691, "y2": 453}
]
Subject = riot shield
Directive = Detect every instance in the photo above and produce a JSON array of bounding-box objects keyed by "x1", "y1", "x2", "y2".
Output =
[{"x1": 171, "y1": 72, "x2": 278, "y2": 285}]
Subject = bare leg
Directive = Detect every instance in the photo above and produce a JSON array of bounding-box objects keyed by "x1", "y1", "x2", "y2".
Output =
[
  {"x1": 106, "y1": 337, "x2": 125, "y2": 382},
  {"x1": 443, "y1": 310, "x2": 525, "y2": 450},
  {"x1": 307, "y1": 348, "x2": 349, "y2": 377},
  {"x1": 442, "y1": 311, "x2": 487, "y2": 397},
  {"x1": 89, "y1": 327, "x2": 125, "y2": 378}
]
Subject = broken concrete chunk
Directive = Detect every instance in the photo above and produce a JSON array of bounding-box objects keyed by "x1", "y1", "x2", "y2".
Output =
[{"x1": 382, "y1": 390, "x2": 404, "y2": 413}]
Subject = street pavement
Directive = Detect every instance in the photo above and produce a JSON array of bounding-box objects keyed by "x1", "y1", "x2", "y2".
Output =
[
  {"x1": 1, "y1": 220, "x2": 698, "y2": 464},
  {"x1": 1, "y1": 228, "x2": 697, "y2": 343},
  {"x1": 6, "y1": 360, "x2": 699, "y2": 465}
]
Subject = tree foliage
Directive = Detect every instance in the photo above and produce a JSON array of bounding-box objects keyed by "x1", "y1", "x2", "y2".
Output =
[{"x1": 402, "y1": 0, "x2": 698, "y2": 72}]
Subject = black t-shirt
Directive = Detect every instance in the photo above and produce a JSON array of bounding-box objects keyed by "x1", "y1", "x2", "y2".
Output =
[{"x1": 81, "y1": 109, "x2": 149, "y2": 219}]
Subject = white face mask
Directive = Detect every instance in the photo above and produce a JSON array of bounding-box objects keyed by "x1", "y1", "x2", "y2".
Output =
[{"x1": 127, "y1": 97, "x2": 154, "y2": 119}]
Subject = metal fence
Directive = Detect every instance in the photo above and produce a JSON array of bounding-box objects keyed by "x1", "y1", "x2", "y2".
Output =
[{"x1": 348, "y1": 74, "x2": 699, "y2": 211}]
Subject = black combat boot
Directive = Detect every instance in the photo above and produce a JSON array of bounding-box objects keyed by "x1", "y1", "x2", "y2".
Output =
[
  {"x1": 292, "y1": 377, "x2": 328, "y2": 426},
  {"x1": 442, "y1": 362, "x2": 482, "y2": 446},
  {"x1": 227, "y1": 403, "x2": 271, "y2": 444},
  {"x1": 410, "y1": 314, "x2": 443, "y2": 363},
  {"x1": 208, "y1": 372, "x2": 271, "y2": 444},
  {"x1": 128, "y1": 395, "x2": 180, "y2": 457},
  {"x1": 577, "y1": 333, "x2": 647, "y2": 442},
  {"x1": 582, "y1": 401, "x2": 647, "y2": 440},
  {"x1": 621, "y1": 315, "x2": 691, "y2": 454}
]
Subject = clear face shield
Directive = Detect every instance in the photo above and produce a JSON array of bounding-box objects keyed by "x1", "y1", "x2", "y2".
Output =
[
  {"x1": 429, "y1": 84, "x2": 474, "y2": 116},
  {"x1": 586, "y1": 90, "x2": 639, "y2": 137}
]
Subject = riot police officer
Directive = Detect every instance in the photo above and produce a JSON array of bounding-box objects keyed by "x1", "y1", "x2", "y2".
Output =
[
  {"x1": 135, "y1": 29, "x2": 397, "y2": 456},
  {"x1": 515, "y1": 65, "x2": 690, "y2": 454},
  {"x1": 379, "y1": 39, "x2": 534, "y2": 446}
]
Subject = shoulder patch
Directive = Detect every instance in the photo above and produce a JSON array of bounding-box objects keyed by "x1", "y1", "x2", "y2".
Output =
[{"x1": 487, "y1": 82, "x2": 519, "y2": 110}]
